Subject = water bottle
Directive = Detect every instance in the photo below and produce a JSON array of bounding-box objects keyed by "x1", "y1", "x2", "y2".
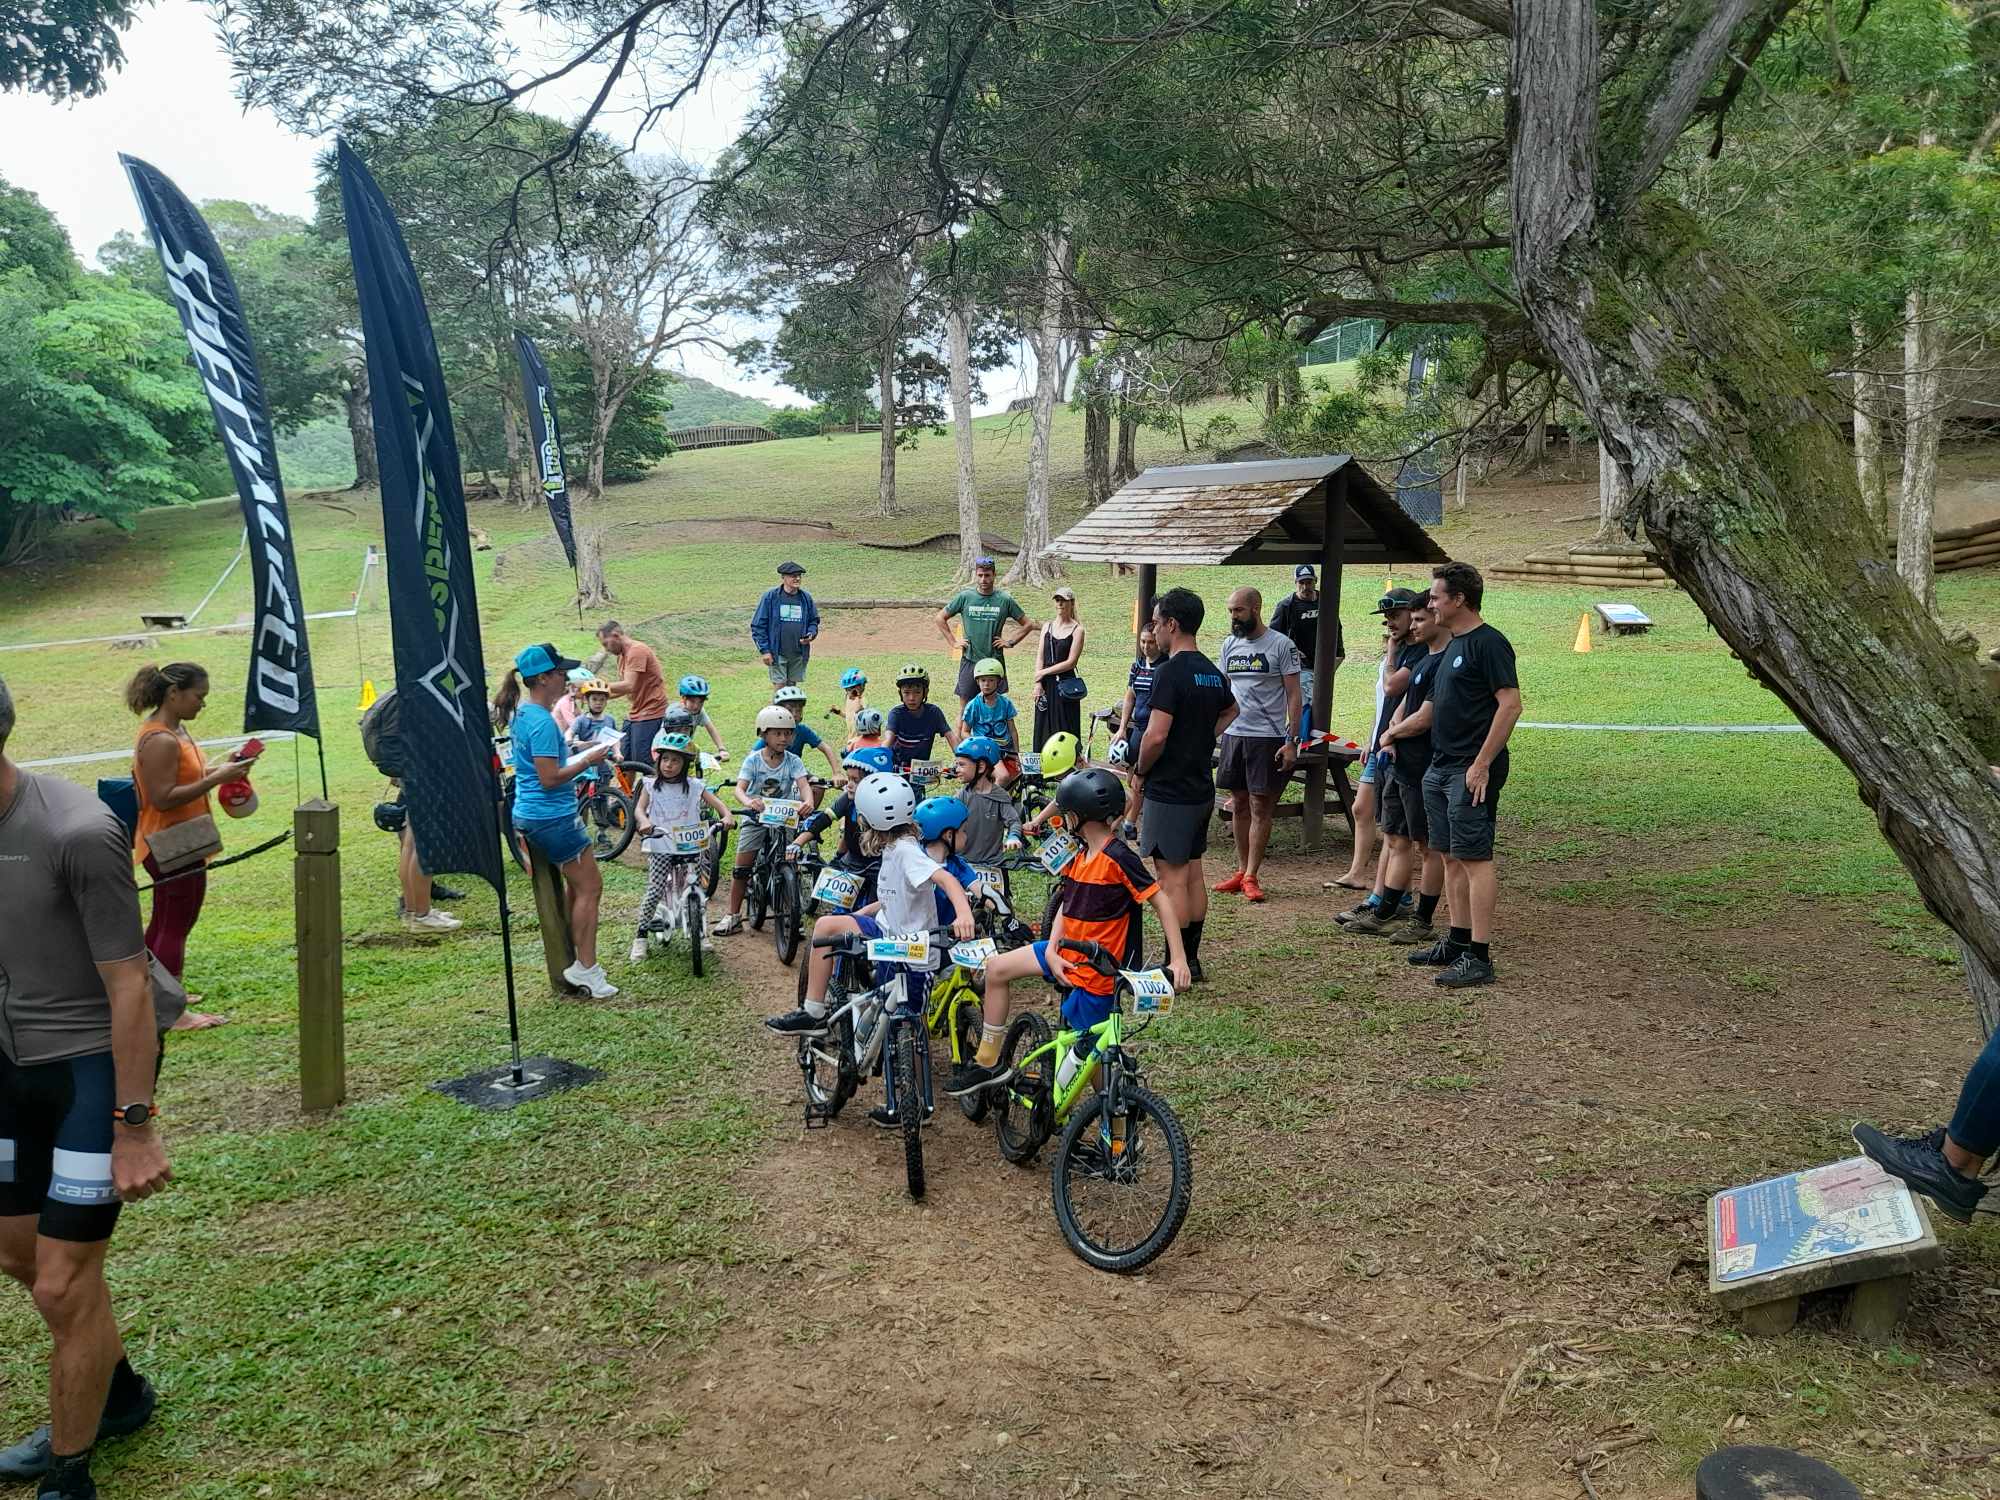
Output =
[{"x1": 855, "y1": 993, "x2": 881, "y2": 1055}]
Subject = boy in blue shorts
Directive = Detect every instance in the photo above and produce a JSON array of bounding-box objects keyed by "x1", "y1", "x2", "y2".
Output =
[
  {"x1": 947, "y1": 768, "x2": 1189, "y2": 1095},
  {"x1": 956, "y1": 657, "x2": 1021, "y2": 785}
]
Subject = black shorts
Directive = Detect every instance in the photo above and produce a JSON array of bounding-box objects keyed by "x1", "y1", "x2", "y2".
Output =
[
  {"x1": 0, "y1": 1050, "x2": 122, "y2": 1243},
  {"x1": 1380, "y1": 773, "x2": 1428, "y2": 843},
  {"x1": 1140, "y1": 797, "x2": 1210, "y2": 864},
  {"x1": 1422, "y1": 756, "x2": 1508, "y2": 861},
  {"x1": 1215, "y1": 734, "x2": 1286, "y2": 797},
  {"x1": 954, "y1": 651, "x2": 1009, "y2": 702}
]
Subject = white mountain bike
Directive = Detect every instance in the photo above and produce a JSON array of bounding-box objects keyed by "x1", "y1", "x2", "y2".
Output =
[{"x1": 637, "y1": 823, "x2": 713, "y2": 976}]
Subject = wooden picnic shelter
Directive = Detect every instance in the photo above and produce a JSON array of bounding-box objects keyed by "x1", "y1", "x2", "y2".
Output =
[{"x1": 1048, "y1": 455, "x2": 1449, "y2": 851}]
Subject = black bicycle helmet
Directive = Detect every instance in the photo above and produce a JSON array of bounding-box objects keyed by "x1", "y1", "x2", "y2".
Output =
[{"x1": 1053, "y1": 767, "x2": 1126, "y2": 825}]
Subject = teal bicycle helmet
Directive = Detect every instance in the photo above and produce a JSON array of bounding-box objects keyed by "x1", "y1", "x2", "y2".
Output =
[
  {"x1": 840, "y1": 667, "x2": 867, "y2": 691},
  {"x1": 677, "y1": 674, "x2": 710, "y2": 697}
]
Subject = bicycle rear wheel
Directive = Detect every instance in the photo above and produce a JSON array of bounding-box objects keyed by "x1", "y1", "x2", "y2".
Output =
[
  {"x1": 702, "y1": 817, "x2": 726, "y2": 896},
  {"x1": 588, "y1": 785, "x2": 636, "y2": 861},
  {"x1": 773, "y1": 864, "x2": 802, "y2": 966},
  {"x1": 952, "y1": 992, "x2": 990, "y2": 1123},
  {"x1": 500, "y1": 783, "x2": 528, "y2": 870},
  {"x1": 685, "y1": 890, "x2": 704, "y2": 977},
  {"x1": 994, "y1": 1012, "x2": 1054, "y2": 1165},
  {"x1": 892, "y1": 1023, "x2": 926, "y2": 1200},
  {"x1": 1051, "y1": 1081, "x2": 1192, "y2": 1273}
]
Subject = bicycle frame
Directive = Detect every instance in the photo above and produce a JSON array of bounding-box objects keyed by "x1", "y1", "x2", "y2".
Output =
[
  {"x1": 1016, "y1": 1008, "x2": 1127, "y2": 1128},
  {"x1": 802, "y1": 961, "x2": 933, "y2": 1126}
]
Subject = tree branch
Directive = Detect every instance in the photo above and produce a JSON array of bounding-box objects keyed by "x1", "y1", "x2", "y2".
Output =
[
  {"x1": 1697, "y1": 0, "x2": 1799, "y2": 158},
  {"x1": 1427, "y1": 0, "x2": 1513, "y2": 35},
  {"x1": 1617, "y1": 0, "x2": 1764, "y2": 205}
]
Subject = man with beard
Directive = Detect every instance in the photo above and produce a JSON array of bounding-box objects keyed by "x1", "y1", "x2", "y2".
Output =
[{"x1": 1212, "y1": 586, "x2": 1302, "y2": 903}]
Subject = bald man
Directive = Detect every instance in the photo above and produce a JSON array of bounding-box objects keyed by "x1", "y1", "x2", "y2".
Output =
[{"x1": 1212, "y1": 586, "x2": 1302, "y2": 902}]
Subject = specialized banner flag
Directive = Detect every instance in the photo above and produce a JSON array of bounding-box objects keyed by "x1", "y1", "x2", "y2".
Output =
[
  {"x1": 337, "y1": 139, "x2": 505, "y2": 894},
  {"x1": 120, "y1": 156, "x2": 320, "y2": 739},
  {"x1": 513, "y1": 333, "x2": 577, "y2": 569}
]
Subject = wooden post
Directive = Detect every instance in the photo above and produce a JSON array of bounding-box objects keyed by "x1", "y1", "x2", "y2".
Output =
[
  {"x1": 1134, "y1": 562, "x2": 1157, "y2": 655},
  {"x1": 294, "y1": 800, "x2": 344, "y2": 1112},
  {"x1": 1301, "y1": 472, "x2": 1347, "y2": 852},
  {"x1": 525, "y1": 842, "x2": 575, "y2": 991}
]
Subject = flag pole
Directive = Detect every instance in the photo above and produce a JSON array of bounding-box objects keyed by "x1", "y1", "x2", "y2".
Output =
[{"x1": 497, "y1": 899, "x2": 526, "y2": 1087}]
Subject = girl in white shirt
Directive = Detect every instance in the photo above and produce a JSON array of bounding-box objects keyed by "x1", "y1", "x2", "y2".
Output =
[{"x1": 630, "y1": 733, "x2": 732, "y2": 961}]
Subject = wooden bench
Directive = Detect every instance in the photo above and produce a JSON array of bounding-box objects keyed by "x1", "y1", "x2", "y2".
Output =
[{"x1": 1212, "y1": 742, "x2": 1359, "y2": 852}]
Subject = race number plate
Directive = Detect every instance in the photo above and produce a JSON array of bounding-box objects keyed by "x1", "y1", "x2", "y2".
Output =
[
  {"x1": 868, "y1": 933, "x2": 931, "y2": 964},
  {"x1": 668, "y1": 824, "x2": 707, "y2": 854},
  {"x1": 759, "y1": 799, "x2": 803, "y2": 828},
  {"x1": 1018, "y1": 752, "x2": 1042, "y2": 775},
  {"x1": 1126, "y1": 969, "x2": 1176, "y2": 1016},
  {"x1": 1039, "y1": 831, "x2": 1082, "y2": 874},
  {"x1": 811, "y1": 867, "x2": 863, "y2": 911},
  {"x1": 969, "y1": 864, "x2": 1001, "y2": 893},
  {"x1": 950, "y1": 937, "x2": 998, "y2": 969},
  {"x1": 907, "y1": 761, "x2": 943, "y2": 783}
]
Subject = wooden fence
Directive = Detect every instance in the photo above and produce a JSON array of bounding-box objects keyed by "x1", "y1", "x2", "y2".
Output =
[
  {"x1": 1934, "y1": 516, "x2": 2000, "y2": 573},
  {"x1": 669, "y1": 423, "x2": 777, "y2": 451}
]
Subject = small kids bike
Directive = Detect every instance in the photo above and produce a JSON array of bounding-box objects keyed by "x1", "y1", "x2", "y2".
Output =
[{"x1": 635, "y1": 823, "x2": 712, "y2": 976}]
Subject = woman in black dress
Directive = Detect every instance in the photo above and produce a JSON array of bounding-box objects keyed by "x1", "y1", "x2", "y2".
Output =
[{"x1": 1030, "y1": 585, "x2": 1088, "y2": 752}]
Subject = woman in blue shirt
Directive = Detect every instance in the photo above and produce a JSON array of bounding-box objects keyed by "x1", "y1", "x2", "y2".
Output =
[{"x1": 500, "y1": 642, "x2": 620, "y2": 998}]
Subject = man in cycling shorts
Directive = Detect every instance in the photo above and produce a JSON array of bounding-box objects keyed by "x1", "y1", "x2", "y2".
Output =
[{"x1": 0, "y1": 677, "x2": 171, "y2": 1500}]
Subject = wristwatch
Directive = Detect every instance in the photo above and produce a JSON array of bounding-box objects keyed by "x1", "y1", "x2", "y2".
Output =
[{"x1": 111, "y1": 1102, "x2": 156, "y2": 1128}]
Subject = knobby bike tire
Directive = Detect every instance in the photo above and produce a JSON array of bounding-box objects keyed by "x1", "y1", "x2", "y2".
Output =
[
  {"x1": 748, "y1": 855, "x2": 770, "y2": 931},
  {"x1": 588, "y1": 784, "x2": 637, "y2": 862},
  {"x1": 1050, "y1": 1081, "x2": 1193, "y2": 1274},
  {"x1": 952, "y1": 993, "x2": 990, "y2": 1123},
  {"x1": 702, "y1": 818, "x2": 726, "y2": 897},
  {"x1": 801, "y1": 1005, "x2": 856, "y2": 1119},
  {"x1": 995, "y1": 1012, "x2": 1055, "y2": 1165},
  {"x1": 774, "y1": 865, "x2": 802, "y2": 966},
  {"x1": 685, "y1": 890, "x2": 704, "y2": 978},
  {"x1": 893, "y1": 1023, "x2": 926, "y2": 1200}
]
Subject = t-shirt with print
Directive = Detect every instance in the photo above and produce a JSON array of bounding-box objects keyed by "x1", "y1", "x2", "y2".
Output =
[
  {"x1": 1124, "y1": 656, "x2": 1158, "y2": 738},
  {"x1": 0, "y1": 772, "x2": 146, "y2": 1065},
  {"x1": 512, "y1": 702, "x2": 580, "y2": 823},
  {"x1": 943, "y1": 587, "x2": 1027, "y2": 662},
  {"x1": 960, "y1": 693, "x2": 1018, "y2": 753},
  {"x1": 1053, "y1": 837, "x2": 1158, "y2": 994},
  {"x1": 1392, "y1": 648, "x2": 1446, "y2": 783},
  {"x1": 1218, "y1": 627, "x2": 1301, "y2": 740},
  {"x1": 875, "y1": 836, "x2": 945, "y2": 969},
  {"x1": 1269, "y1": 592, "x2": 1342, "y2": 668},
  {"x1": 616, "y1": 639, "x2": 668, "y2": 721},
  {"x1": 1371, "y1": 641, "x2": 1429, "y2": 747},
  {"x1": 639, "y1": 777, "x2": 707, "y2": 855},
  {"x1": 1430, "y1": 623, "x2": 1519, "y2": 764},
  {"x1": 1140, "y1": 649, "x2": 1234, "y2": 805},
  {"x1": 756, "y1": 722, "x2": 823, "y2": 754},
  {"x1": 886, "y1": 703, "x2": 952, "y2": 769},
  {"x1": 736, "y1": 748, "x2": 808, "y2": 802}
]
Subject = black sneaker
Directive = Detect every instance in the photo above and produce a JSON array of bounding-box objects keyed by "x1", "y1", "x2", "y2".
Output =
[
  {"x1": 868, "y1": 1105, "x2": 899, "y2": 1129},
  {"x1": 430, "y1": 882, "x2": 466, "y2": 903},
  {"x1": 36, "y1": 1465, "x2": 95, "y2": 1500},
  {"x1": 946, "y1": 1061, "x2": 1014, "y2": 1097},
  {"x1": 1345, "y1": 906, "x2": 1404, "y2": 936},
  {"x1": 764, "y1": 1007, "x2": 827, "y2": 1035},
  {"x1": 0, "y1": 1377, "x2": 154, "y2": 1480},
  {"x1": 1334, "y1": 899, "x2": 1379, "y2": 927},
  {"x1": 1388, "y1": 918, "x2": 1435, "y2": 946},
  {"x1": 1853, "y1": 1122, "x2": 1987, "y2": 1224},
  {"x1": 1434, "y1": 952, "x2": 1495, "y2": 988},
  {"x1": 1406, "y1": 937, "x2": 1461, "y2": 967}
]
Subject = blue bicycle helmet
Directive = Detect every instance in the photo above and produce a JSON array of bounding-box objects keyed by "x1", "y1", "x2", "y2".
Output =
[
  {"x1": 842, "y1": 746, "x2": 894, "y2": 775},
  {"x1": 914, "y1": 795, "x2": 970, "y2": 841},
  {"x1": 954, "y1": 735, "x2": 1001, "y2": 768},
  {"x1": 840, "y1": 667, "x2": 867, "y2": 691},
  {"x1": 678, "y1": 674, "x2": 710, "y2": 697}
]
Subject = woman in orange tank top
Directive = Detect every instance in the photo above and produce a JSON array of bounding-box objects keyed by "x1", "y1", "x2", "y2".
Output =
[{"x1": 127, "y1": 662, "x2": 259, "y2": 1030}]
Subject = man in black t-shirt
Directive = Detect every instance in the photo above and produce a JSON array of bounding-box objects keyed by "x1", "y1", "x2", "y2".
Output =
[
  {"x1": 1413, "y1": 562, "x2": 1520, "y2": 988},
  {"x1": 1269, "y1": 565, "x2": 1344, "y2": 739},
  {"x1": 1351, "y1": 602, "x2": 1449, "y2": 944},
  {"x1": 1134, "y1": 588, "x2": 1237, "y2": 983}
]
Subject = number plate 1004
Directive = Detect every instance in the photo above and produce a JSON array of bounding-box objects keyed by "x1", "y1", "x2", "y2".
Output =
[{"x1": 811, "y1": 868, "x2": 862, "y2": 909}]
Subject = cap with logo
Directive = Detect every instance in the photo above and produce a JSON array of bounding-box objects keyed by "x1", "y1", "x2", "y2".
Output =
[
  {"x1": 1294, "y1": 564, "x2": 1316, "y2": 580},
  {"x1": 1369, "y1": 587, "x2": 1425, "y2": 615},
  {"x1": 515, "y1": 642, "x2": 582, "y2": 677}
]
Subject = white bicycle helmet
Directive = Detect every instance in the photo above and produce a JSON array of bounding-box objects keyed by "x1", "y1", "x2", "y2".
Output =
[
  {"x1": 854, "y1": 772, "x2": 916, "y2": 831},
  {"x1": 773, "y1": 684, "x2": 808, "y2": 707},
  {"x1": 1107, "y1": 736, "x2": 1131, "y2": 767},
  {"x1": 755, "y1": 705, "x2": 797, "y2": 733}
]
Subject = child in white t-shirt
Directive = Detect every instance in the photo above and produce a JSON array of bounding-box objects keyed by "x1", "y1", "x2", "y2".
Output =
[{"x1": 630, "y1": 732, "x2": 731, "y2": 961}]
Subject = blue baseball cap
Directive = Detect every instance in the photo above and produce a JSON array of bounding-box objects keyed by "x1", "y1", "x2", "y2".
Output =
[{"x1": 515, "y1": 642, "x2": 582, "y2": 677}]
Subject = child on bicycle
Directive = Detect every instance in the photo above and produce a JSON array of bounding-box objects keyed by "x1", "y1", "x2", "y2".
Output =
[
  {"x1": 830, "y1": 666, "x2": 869, "y2": 735},
  {"x1": 947, "y1": 767, "x2": 1189, "y2": 1096},
  {"x1": 675, "y1": 674, "x2": 729, "y2": 759},
  {"x1": 770, "y1": 683, "x2": 842, "y2": 779},
  {"x1": 914, "y1": 795, "x2": 982, "y2": 921},
  {"x1": 566, "y1": 680, "x2": 619, "y2": 782},
  {"x1": 713, "y1": 706, "x2": 815, "y2": 936},
  {"x1": 630, "y1": 730, "x2": 733, "y2": 961},
  {"x1": 886, "y1": 663, "x2": 952, "y2": 772},
  {"x1": 1016, "y1": 728, "x2": 1081, "y2": 838},
  {"x1": 952, "y1": 735, "x2": 1022, "y2": 865},
  {"x1": 957, "y1": 657, "x2": 1022, "y2": 785},
  {"x1": 790, "y1": 745, "x2": 890, "y2": 905},
  {"x1": 765, "y1": 773, "x2": 975, "y2": 1056},
  {"x1": 846, "y1": 706, "x2": 888, "y2": 753}
]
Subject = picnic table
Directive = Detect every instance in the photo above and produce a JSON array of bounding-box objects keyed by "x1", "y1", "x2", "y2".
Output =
[{"x1": 1213, "y1": 738, "x2": 1360, "y2": 852}]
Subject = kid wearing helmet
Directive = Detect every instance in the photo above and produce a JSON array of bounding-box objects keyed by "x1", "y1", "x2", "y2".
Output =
[
  {"x1": 845, "y1": 705, "x2": 888, "y2": 753},
  {"x1": 763, "y1": 683, "x2": 841, "y2": 779},
  {"x1": 886, "y1": 664, "x2": 951, "y2": 772},
  {"x1": 676, "y1": 674, "x2": 728, "y2": 759},
  {"x1": 952, "y1": 735, "x2": 1022, "y2": 864},
  {"x1": 832, "y1": 666, "x2": 870, "y2": 735},
  {"x1": 630, "y1": 731, "x2": 733, "y2": 961},
  {"x1": 1016, "y1": 729, "x2": 1083, "y2": 839},
  {"x1": 565, "y1": 681, "x2": 620, "y2": 780},
  {"x1": 714, "y1": 707, "x2": 815, "y2": 936},
  {"x1": 947, "y1": 767, "x2": 1190, "y2": 1097},
  {"x1": 790, "y1": 746, "x2": 892, "y2": 902},
  {"x1": 555, "y1": 666, "x2": 595, "y2": 734},
  {"x1": 767, "y1": 773, "x2": 975, "y2": 1059},
  {"x1": 913, "y1": 795, "x2": 981, "y2": 928},
  {"x1": 956, "y1": 656, "x2": 1021, "y2": 785}
]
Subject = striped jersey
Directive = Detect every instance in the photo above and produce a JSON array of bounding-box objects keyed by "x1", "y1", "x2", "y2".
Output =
[{"x1": 1053, "y1": 837, "x2": 1158, "y2": 996}]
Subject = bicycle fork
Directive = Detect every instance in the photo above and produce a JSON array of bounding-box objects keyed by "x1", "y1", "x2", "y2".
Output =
[{"x1": 881, "y1": 1011, "x2": 934, "y2": 1120}]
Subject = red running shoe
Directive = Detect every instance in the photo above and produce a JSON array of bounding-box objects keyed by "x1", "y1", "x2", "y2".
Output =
[
  {"x1": 1241, "y1": 874, "x2": 1268, "y2": 903},
  {"x1": 1213, "y1": 870, "x2": 1246, "y2": 894}
]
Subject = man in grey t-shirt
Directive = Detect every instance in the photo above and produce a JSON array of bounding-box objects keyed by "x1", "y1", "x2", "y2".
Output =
[
  {"x1": 1212, "y1": 587, "x2": 1302, "y2": 902},
  {"x1": 0, "y1": 676, "x2": 171, "y2": 1495}
]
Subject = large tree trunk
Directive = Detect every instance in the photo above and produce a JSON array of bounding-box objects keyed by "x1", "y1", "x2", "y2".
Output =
[
  {"x1": 946, "y1": 293, "x2": 982, "y2": 580},
  {"x1": 1008, "y1": 230, "x2": 1067, "y2": 587},
  {"x1": 1593, "y1": 440, "x2": 1628, "y2": 541},
  {"x1": 1513, "y1": 0, "x2": 2000, "y2": 1037},
  {"x1": 876, "y1": 348, "x2": 898, "y2": 518},
  {"x1": 341, "y1": 361, "x2": 379, "y2": 491},
  {"x1": 1898, "y1": 284, "x2": 1942, "y2": 614},
  {"x1": 574, "y1": 523, "x2": 611, "y2": 610},
  {"x1": 1081, "y1": 337, "x2": 1113, "y2": 506},
  {"x1": 1851, "y1": 317, "x2": 1888, "y2": 528},
  {"x1": 1114, "y1": 411, "x2": 1139, "y2": 486},
  {"x1": 501, "y1": 377, "x2": 530, "y2": 508}
]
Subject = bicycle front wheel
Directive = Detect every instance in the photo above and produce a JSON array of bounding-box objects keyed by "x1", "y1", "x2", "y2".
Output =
[
  {"x1": 1051, "y1": 1082, "x2": 1192, "y2": 1274},
  {"x1": 952, "y1": 992, "x2": 990, "y2": 1123},
  {"x1": 893, "y1": 1023, "x2": 926, "y2": 1201},
  {"x1": 685, "y1": 890, "x2": 704, "y2": 977},
  {"x1": 588, "y1": 785, "x2": 636, "y2": 861},
  {"x1": 994, "y1": 1012, "x2": 1054, "y2": 1165},
  {"x1": 773, "y1": 865, "x2": 802, "y2": 966}
]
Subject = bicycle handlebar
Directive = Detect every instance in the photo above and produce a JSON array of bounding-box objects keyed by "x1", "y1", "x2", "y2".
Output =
[{"x1": 811, "y1": 924, "x2": 960, "y2": 952}]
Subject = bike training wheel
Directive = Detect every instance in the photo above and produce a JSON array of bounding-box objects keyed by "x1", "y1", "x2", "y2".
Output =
[
  {"x1": 953, "y1": 992, "x2": 990, "y2": 1124},
  {"x1": 801, "y1": 1009, "x2": 856, "y2": 1120},
  {"x1": 588, "y1": 785, "x2": 636, "y2": 862},
  {"x1": 702, "y1": 818, "x2": 726, "y2": 897},
  {"x1": 773, "y1": 864, "x2": 802, "y2": 966},
  {"x1": 1051, "y1": 1081, "x2": 1193, "y2": 1274},
  {"x1": 685, "y1": 890, "x2": 704, "y2": 978},
  {"x1": 893, "y1": 1023, "x2": 926, "y2": 1201},
  {"x1": 995, "y1": 1011, "x2": 1055, "y2": 1165}
]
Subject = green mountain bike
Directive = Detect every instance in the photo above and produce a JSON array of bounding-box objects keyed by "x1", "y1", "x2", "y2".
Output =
[{"x1": 987, "y1": 940, "x2": 1192, "y2": 1273}]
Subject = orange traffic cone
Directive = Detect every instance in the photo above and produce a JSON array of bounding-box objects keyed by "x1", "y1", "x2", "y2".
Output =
[{"x1": 1573, "y1": 612, "x2": 1592, "y2": 653}]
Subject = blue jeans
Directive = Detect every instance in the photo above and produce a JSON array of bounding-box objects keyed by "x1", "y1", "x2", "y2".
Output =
[{"x1": 1949, "y1": 1025, "x2": 2000, "y2": 1158}]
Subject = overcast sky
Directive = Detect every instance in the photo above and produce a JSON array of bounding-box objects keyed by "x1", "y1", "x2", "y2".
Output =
[{"x1": 0, "y1": 3, "x2": 1030, "y2": 412}]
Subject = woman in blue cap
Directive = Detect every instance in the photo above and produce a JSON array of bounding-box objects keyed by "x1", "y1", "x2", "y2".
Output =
[{"x1": 496, "y1": 642, "x2": 621, "y2": 998}]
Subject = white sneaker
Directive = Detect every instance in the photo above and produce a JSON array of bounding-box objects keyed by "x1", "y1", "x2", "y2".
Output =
[
  {"x1": 711, "y1": 913, "x2": 744, "y2": 936},
  {"x1": 403, "y1": 909, "x2": 462, "y2": 932},
  {"x1": 563, "y1": 961, "x2": 620, "y2": 999},
  {"x1": 628, "y1": 937, "x2": 648, "y2": 963}
]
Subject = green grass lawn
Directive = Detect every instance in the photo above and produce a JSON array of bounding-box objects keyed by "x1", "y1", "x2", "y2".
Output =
[{"x1": 3, "y1": 399, "x2": 1998, "y2": 1497}]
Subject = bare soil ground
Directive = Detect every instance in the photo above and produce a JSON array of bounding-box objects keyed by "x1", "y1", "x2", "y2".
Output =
[{"x1": 567, "y1": 828, "x2": 1997, "y2": 1500}]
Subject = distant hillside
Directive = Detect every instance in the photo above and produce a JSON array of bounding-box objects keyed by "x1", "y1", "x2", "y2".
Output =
[{"x1": 662, "y1": 375, "x2": 788, "y2": 431}]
